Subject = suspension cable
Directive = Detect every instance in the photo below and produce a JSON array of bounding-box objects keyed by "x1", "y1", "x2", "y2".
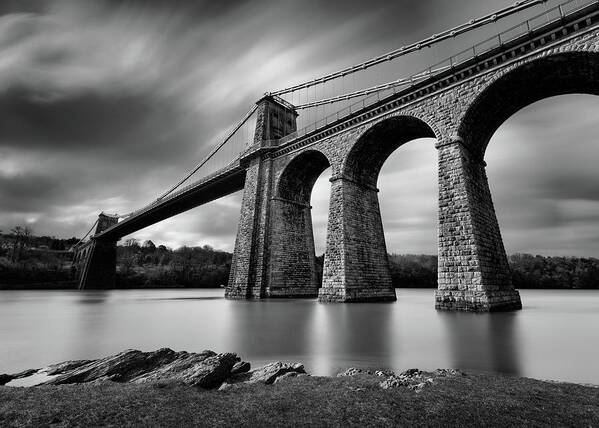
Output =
[
  {"x1": 154, "y1": 104, "x2": 258, "y2": 202},
  {"x1": 269, "y1": 0, "x2": 547, "y2": 96},
  {"x1": 294, "y1": 66, "x2": 446, "y2": 109},
  {"x1": 73, "y1": 219, "x2": 99, "y2": 248}
]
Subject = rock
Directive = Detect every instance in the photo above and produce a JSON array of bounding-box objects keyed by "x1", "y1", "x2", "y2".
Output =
[
  {"x1": 6, "y1": 350, "x2": 311, "y2": 391},
  {"x1": 434, "y1": 368, "x2": 465, "y2": 377},
  {"x1": 0, "y1": 368, "x2": 41, "y2": 385},
  {"x1": 375, "y1": 370, "x2": 395, "y2": 377},
  {"x1": 13, "y1": 368, "x2": 39, "y2": 379},
  {"x1": 130, "y1": 351, "x2": 231, "y2": 386},
  {"x1": 336, "y1": 368, "x2": 373, "y2": 377},
  {"x1": 46, "y1": 348, "x2": 181, "y2": 385},
  {"x1": 221, "y1": 362, "x2": 306, "y2": 388},
  {"x1": 0, "y1": 374, "x2": 13, "y2": 385},
  {"x1": 380, "y1": 376, "x2": 409, "y2": 389},
  {"x1": 245, "y1": 362, "x2": 305, "y2": 385},
  {"x1": 379, "y1": 368, "x2": 444, "y2": 391},
  {"x1": 42, "y1": 348, "x2": 238, "y2": 389},
  {"x1": 400, "y1": 368, "x2": 421, "y2": 377},
  {"x1": 273, "y1": 371, "x2": 298, "y2": 383},
  {"x1": 230, "y1": 361, "x2": 250, "y2": 375},
  {"x1": 168, "y1": 353, "x2": 239, "y2": 389},
  {"x1": 217, "y1": 382, "x2": 235, "y2": 391},
  {"x1": 45, "y1": 360, "x2": 93, "y2": 375}
]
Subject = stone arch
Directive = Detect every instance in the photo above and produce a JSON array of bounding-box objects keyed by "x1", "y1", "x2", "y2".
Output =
[
  {"x1": 268, "y1": 149, "x2": 332, "y2": 298},
  {"x1": 342, "y1": 115, "x2": 437, "y2": 188},
  {"x1": 458, "y1": 51, "x2": 599, "y2": 160},
  {"x1": 276, "y1": 149, "x2": 331, "y2": 204},
  {"x1": 319, "y1": 115, "x2": 437, "y2": 302},
  {"x1": 434, "y1": 52, "x2": 599, "y2": 311}
]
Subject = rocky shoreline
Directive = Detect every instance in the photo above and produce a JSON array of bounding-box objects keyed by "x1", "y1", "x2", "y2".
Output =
[
  {"x1": 0, "y1": 348, "x2": 307, "y2": 389},
  {"x1": 0, "y1": 348, "x2": 464, "y2": 392},
  {"x1": 2, "y1": 350, "x2": 599, "y2": 426}
]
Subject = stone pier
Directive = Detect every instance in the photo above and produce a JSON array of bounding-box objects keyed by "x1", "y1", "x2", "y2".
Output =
[{"x1": 75, "y1": 213, "x2": 119, "y2": 290}]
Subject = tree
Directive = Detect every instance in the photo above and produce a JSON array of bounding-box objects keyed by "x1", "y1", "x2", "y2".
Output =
[
  {"x1": 143, "y1": 240, "x2": 156, "y2": 250},
  {"x1": 124, "y1": 238, "x2": 139, "y2": 248},
  {"x1": 11, "y1": 225, "x2": 32, "y2": 263}
]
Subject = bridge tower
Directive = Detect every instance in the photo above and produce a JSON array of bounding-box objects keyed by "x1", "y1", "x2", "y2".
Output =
[
  {"x1": 76, "y1": 213, "x2": 119, "y2": 290},
  {"x1": 226, "y1": 95, "x2": 305, "y2": 299}
]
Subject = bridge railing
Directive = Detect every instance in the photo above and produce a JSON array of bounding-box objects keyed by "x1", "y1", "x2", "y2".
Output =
[{"x1": 277, "y1": 0, "x2": 598, "y2": 146}]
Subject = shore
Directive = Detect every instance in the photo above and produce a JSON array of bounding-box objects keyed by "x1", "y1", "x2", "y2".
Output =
[
  {"x1": 1, "y1": 349, "x2": 598, "y2": 427},
  {"x1": 2, "y1": 372, "x2": 599, "y2": 426}
]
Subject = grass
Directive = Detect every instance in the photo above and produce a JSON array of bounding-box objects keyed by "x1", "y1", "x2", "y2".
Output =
[{"x1": 1, "y1": 372, "x2": 598, "y2": 427}]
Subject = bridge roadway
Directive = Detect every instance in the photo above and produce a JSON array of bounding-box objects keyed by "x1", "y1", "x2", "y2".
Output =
[{"x1": 95, "y1": 161, "x2": 245, "y2": 241}]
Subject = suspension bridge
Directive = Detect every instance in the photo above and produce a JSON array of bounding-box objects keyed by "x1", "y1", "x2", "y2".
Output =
[{"x1": 73, "y1": 0, "x2": 599, "y2": 311}]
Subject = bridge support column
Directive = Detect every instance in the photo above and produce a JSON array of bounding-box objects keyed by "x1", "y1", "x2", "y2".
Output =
[
  {"x1": 226, "y1": 95, "x2": 298, "y2": 299},
  {"x1": 435, "y1": 139, "x2": 521, "y2": 311},
  {"x1": 78, "y1": 239, "x2": 117, "y2": 290},
  {"x1": 319, "y1": 176, "x2": 396, "y2": 302},
  {"x1": 226, "y1": 156, "x2": 273, "y2": 299},
  {"x1": 267, "y1": 197, "x2": 319, "y2": 297},
  {"x1": 77, "y1": 213, "x2": 119, "y2": 290}
]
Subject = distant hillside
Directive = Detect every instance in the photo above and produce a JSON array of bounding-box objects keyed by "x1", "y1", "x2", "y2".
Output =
[
  {"x1": 2, "y1": 228, "x2": 598, "y2": 290},
  {"x1": 115, "y1": 240, "x2": 232, "y2": 288},
  {"x1": 317, "y1": 253, "x2": 599, "y2": 290}
]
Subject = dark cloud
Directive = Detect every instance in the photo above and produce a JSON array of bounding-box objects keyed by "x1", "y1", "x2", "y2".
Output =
[
  {"x1": 0, "y1": 88, "x2": 154, "y2": 150},
  {"x1": 0, "y1": 1, "x2": 48, "y2": 15},
  {"x1": 0, "y1": 173, "x2": 63, "y2": 211}
]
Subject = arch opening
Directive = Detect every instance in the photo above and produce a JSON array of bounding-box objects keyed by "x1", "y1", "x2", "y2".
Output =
[
  {"x1": 379, "y1": 140, "x2": 439, "y2": 288},
  {"x1": 343, "y1": 116, "x2": 436, "y2": 188},
  {"x1": 269, "y1": 150, "x2": 332, "y2": 297},
  {"x1": 485, "y1": 93, "x2": 599, "y2": 288},
  {"x1": 459, "y1": 52, "x2": 599, "y2": 160},
  {"x1": 276, "y1": 150, "x2": 331, "y2": 205}
]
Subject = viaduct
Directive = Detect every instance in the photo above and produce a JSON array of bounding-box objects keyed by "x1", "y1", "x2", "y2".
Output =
[{"x1": 73, "y1": 1, "x2": 599, "y2": 311}]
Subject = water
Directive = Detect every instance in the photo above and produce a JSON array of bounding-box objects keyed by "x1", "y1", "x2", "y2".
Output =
[{"x1": 1, "y1": 289, "x2": 598, "y2": 384}]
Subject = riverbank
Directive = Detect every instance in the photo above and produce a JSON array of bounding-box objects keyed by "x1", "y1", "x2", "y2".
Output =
[
  {"x1": 1, "y1": 348, "x2": 598, "y2": 426},
  {"x1": 1, "y1": 370, "x2": 598, "y2": 426}
]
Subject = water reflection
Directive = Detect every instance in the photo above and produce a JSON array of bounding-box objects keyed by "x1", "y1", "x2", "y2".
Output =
[
  {"x1": 225, "y1": 300, "x2": 317, "y2": 362},
  {"x1": 77, "y1": 290, "x2": 109, "y2": 305},
  {"x1": 1, "y1": 289, "x2": 598, "y2": 384},
  {"x1": 440, "y1": 311, "x2": 521, "y2": 376}
]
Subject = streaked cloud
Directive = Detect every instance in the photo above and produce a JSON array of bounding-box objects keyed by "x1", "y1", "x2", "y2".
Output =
[{"x1": 0, "y1": 0, "x2": 597, "y2": 258}]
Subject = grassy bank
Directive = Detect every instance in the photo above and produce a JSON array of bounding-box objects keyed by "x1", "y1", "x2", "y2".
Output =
[{"x1": 1, "y1": 372, "x2": 598, "y2": 427}]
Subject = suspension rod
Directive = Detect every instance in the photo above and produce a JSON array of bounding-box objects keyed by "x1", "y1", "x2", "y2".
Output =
[
  {"x1": 154, "y1": 104, "x2": 258, "y2": 202},
  {"x1": 269, "y1": 0, "x2": 547, "y2": 96}
]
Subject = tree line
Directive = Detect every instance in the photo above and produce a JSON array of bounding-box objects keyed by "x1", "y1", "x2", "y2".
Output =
[
  {"x1": 115, "y1": 239, "x2": 231, "y2": 288},
  {"x1": 1, "y1": 226, "x2": 599, "y2": 289},
  {"x1": 381, "y1": 253, "x2": 599, "y2": 289}
]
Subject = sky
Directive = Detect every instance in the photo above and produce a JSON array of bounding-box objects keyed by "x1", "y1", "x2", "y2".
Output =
[{"x1": 0, "y1": 0, "x2": 598, "y2": 257}]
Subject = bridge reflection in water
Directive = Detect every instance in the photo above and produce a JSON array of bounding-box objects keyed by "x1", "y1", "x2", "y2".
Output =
[{"x1": 440, "y1": 312, "x2": 522, "y2": 376}]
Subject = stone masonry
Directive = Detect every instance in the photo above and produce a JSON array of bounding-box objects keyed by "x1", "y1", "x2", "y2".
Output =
[
  {"x1": 76, "y1": 213, "x2": 118, "y2": 290},
  {"x1": 225, "y1": 9, "x2": 599, "y2": 310}
]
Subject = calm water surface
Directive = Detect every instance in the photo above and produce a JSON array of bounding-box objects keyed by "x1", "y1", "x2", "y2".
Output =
[{"x1": 1, "y1": 289, "x2": 598, "y2": 384}]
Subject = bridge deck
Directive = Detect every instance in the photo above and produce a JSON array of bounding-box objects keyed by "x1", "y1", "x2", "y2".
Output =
[{"x1": 95, "y1": 161, "x2": 245, "y2": 241}]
